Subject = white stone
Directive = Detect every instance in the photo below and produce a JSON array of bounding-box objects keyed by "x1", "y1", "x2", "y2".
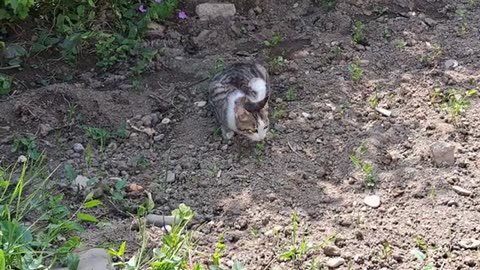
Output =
[
  {"x1": 364, "y1": 195, "x2": 381, "y2": 208},
  {"x1": 196, "y1": 3, "x2": 236, "y2": 20},
  {"x1": 326, "y1": 257, "x2": 345, "y2": 268}
]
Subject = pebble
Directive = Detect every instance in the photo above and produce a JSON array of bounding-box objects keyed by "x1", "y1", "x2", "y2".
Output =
[
  {"x1": 464, "y1": 256, "x2": 476, "y2": 267},
  {"x1": 154, "y1": 134, "x2": 165, "y2": 142},
  {"x1": 77, "y1": 248, "x2": 113, "y2": 270},
  {"x1": 73, "y1": 175, "x2": 90, "y2": 190},
  {"x1": 17, "y1": 155, "x2": 27, "y2": 163},
  {"x1": 430, "y1": 142, "x2": 455, "y2": 166},
  {"x1": 166, "y1": 171, "x2": 176, "y2": 183},
  {"x1": 161, "y1": 118, "x2": 171, "y2": 124},
  {"x1": 323, "y1": 245, "x2": 341, "y2": 257},
  {"x1": 39, "y1": 123, "x2": 53, "y2": 136},
  {"x1": 444, "y1": 59, "x2": 458, "y2": 70},
  {"x1": 195, "y1": 101, "x2": 207, "y2": 107},
  {"x1": 73, "y1": 143, "x2": 85, "y2": 153},
  {"x1": 452, "y1": 185, "x2": 473, "y2": 197},
  {"x1": 326, "y1": 257, "x2": 345, "y2": 268},
  {"x1": 458, "y1": 239, "x2": 480, "y2": 249},
  {"x1": 196, "y1": 3, "x2": 236, "y2": 20},
  {"x1": 364, "y1": 195, "x2": 381, "y2": 208},
  {"x1": 141, "y1": 114, "x2": 153, "y2": 127}
]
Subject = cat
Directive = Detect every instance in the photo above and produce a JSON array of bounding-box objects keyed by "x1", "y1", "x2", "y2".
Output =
[{"x1": 208, "y1": 62, "x2": 271, "y2": 142}]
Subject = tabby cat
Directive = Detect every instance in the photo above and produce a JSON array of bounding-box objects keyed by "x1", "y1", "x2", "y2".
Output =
[{"x1": 208, "y1": 63, "x2": 271, "y2": 141}]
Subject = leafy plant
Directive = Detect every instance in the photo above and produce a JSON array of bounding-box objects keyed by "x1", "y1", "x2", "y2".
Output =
[
  {"x1": 350, "y1": 143, "x2": 376, "y2": 188},
  {"x1": 264, "y1": 34, "x2": 283, "y2": 47},
  {"x1": 352, "y1": 21, "x2": 366, "y2": 45},
  {"x1": 422, "y1": 44, "x2": 443, "y2": 67},
  {"x1": 268, "y1": 55, "x2": 286, "y2": 74},
  {"x1": 12, "y1": 136, "x2": 41, "y2": 160},
  {"x1": 112, "y1": 178, "x2": 128, "y2": 201},
  {"x1": 0, "y1": 74, "x2": 13, "y2": 96},
  {"x1": 254, "y1": 142, "x2": 266, "y2": 161},
  {"x1": 348, "y1": 58, "x2": 363, "y2": 82},
  {"x1": 431, "y1": 88, "x2": 477, "y2": 119},
  {"x1": 369, "y1": 93, "x2": 379, "y2": 109},
  {"x1": 0, "y1": 0, "x2": 35, "y2": 20},
  {"x1": 273, "y1": 103, "x2": 286, "y2": 119}
]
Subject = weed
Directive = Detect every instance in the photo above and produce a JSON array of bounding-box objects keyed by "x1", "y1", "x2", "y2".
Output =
[
  {"x1": 286, "y1": 86, "x2": 298, "y2": 101},
  {"x1": 319, "y1": 0, "x2": 337, "y2": 10},
  {"x1": 135, "y1": 155, "x2": 150, "y2": 170},
  {"x1": 0, "y1": 74, "x2": 13, "y2": 96},
  {"x1": 394, "y1": 39, "x2": 407, "y2": 49},
  {"x1": 431, "y1": 88, "x2": 477, "y2": 119},
  {"x1": 332, "y1": 45, "x2": 343, "y2": 57},
  {"x1": 422, "y1": 44, "x2": 443, "y2": 67},
  {"x1": 264, "y1": 33, "x2": 283, "y2": 47},
  {"x1": 350, "y1": 144, "x2": 376, "y2": 188},
  {"x1": 213, "y1": 127, "x2": 223, "y2": 138},
  {"x1": 84, "y1": 144, "x2": 93, "y2": 169},
  {"x1": 381, "y1": 241, "x2": 393, "y2": 259},
  {"x1": 12, "y1": 136, "x2": 41, "y2": 161},
  {"x1": 212, "y1": 234, "x2": 226, "y2": 266},
  {"x1": 112, "y1": 178, "x2": 128, "y2": 201},
  {"x1": 352, "y1": 21, "x2": 366, "y2": 45},
  {"x1": 369, "y1": 93, "x2": 379, "y2": 109},
  {"x1": 273, "y1": 103, "x2": 286, "y2": 120},
  {"x1": 268, "y1": 55, "x2": 286, "y2": 74},
  {"x1": 250, "y1": 228, "x2": 259, "y2": 237},
  {"x1": 348, "y1": 59, "x2": 363, "y2": 82},
  {"x1": 209, "y1": 58, "x2": 225, "y2": 78},
  {"x1": 84, "y1": 126, "x2": 112, "y2": 151},
  {"x1": 115, "y1": 120, "x2": 128, "y2": 139},
  {"x1": 279, "y1": 211, "x2": 336, "y2": 262},
  {"x1": 0, "y1": 159, "x2": 101, "y2": 269},
  {"x1": 254, "y1": 142, "x2": 266, "y2": 161},
  {"x1": 66, "y1": 102, "x2": 78, "y2": 123}
]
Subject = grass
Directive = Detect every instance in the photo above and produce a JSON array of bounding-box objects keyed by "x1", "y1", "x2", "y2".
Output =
[
  {"x1": 84, "y1": 126, "x2": 112, "y2": 151},
  {"x1": 254, "y1": 142, "x2": 266, "y2": 162},
  {"x1": 273, "y1": 103, "x2": 286, "y2": 119},
  {"x1": 348, "y1": 58, "x2": 363, "y2": 82},
  {"x1": 431, "y1": 88, "x2": 477, "y2": 120},
  {"x1": 0, "y1": 157, "x2": 102, "y2": 269}
]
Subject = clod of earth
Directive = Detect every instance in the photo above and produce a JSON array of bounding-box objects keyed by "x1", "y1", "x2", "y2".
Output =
[
  {"x1": 430, "y1": 142, "x2": 455, "y2": 167},
  {"x1": 196, "y1": 3, "x2": 236, "y2": 20},
  {"x1": 458, "y1": 239, "x2": 480, "y2": 249},
  {"x1": 323, "y1": 245, "x2": 341, "y2": 257}
]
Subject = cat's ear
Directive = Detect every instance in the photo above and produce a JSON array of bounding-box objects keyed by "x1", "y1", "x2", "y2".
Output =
[{"x1": 235, "y1": 104, "x2": 250, "y2": 121}]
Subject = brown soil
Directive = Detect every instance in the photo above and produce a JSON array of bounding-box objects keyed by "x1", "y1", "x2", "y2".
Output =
[{"x1": 1, "y1": 0, "x2": 480, "y2": 269}]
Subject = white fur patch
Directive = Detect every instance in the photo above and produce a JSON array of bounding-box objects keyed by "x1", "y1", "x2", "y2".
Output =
[
  {"x1": 247, "y1": 78, "x2": 267, "y2": 103},
  {"x1": 226, "y1": 91, "x2": 245, "y2": 131},
  {"x1": 247, "y1": 117, "x2": 268, "y2": 141}
]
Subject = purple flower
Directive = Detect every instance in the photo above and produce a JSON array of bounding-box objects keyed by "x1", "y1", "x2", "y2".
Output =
[
  {"x1": 178, "y1": 11, "x2": 188, "y2": 19},
  {"x1": 155, "y1": 0, "x2": 163, "y2": 3},
  {"x1": 138, "y1": 4, "x2": 147, "y2": 13}
]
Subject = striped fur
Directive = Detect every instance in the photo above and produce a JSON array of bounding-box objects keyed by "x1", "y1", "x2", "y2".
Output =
[{"x1": 208, "y1": 63, "x2": 271, "y2": 141}]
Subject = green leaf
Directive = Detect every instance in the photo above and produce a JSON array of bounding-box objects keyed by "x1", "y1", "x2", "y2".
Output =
[
  {"x1": 64, "y1": 164, "x2": 77, "y2": 182},
  {"x1": 85, "y1": 191, "x2": 94, "y2": 202},
  {"x1": 83, "y1": 200, "x2": 102, "y2": 209},
  {"x1": 67, "y1": 254, "x2": 80, "y2": 270},
  {"x1": 466, "y1": 89, "x2": 478, "y2": 97},
  {"x1": 0, "y1": 249, "x2": 5, "y2": 270},
  {"x1": 118, "y1": 241, "x2": 126, "y2": 256},
  {"x1": 77, "y1": 213, "x2": 97, "y2": 223}
]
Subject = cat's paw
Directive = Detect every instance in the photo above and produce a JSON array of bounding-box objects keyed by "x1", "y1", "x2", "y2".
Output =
[{"x1": 222, "y1": 129, "x2": 234, "y2": 140}]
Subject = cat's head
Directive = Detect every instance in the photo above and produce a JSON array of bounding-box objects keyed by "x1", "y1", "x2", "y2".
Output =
[{"x1": 234, "y1": 97, "x2": 269, "y2": 141}]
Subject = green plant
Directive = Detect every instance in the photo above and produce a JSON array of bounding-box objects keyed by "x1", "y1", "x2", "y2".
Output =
[
  {"x1": 264, "y1": 34, "x2": 283, "y2": 47},
  {"x1": 348, "y1": 59, "x2": 363, "y2": 82},
  {"x1": 66, "y1": 102, "x2": 78, "y2": 123},
  {"x1": 12, "y1": 136, "x2": 41, "y2": 161},
  {"x1": 279, "y1": 212, "x2": 336, "y2": 262},
  {"x1": 268, "y1": 55, "x2": 286, "y2": 74},
  {"x1": 84, "y1": 144, "x2": 93, "y2": 169},
  {"x1": 135, "y1": 155, "x2": 150, "y2": 170},
  {"x1": 84, "y1": 127, "x2": 112, "y2": 151},
  {"x1": 0, "y1": 0, "x2": 35, "y2": 20},
  {"x1": 369, "y1": 93, "x2": 379, "y2": 109},
  {"x1": 318, "y1": 0, "x2": 337, "y2": 10},
  {"x1": 381, "y1": 241, "x2": 393, "y2": 259},
  {"x1": 0, "y1": 159, "x2": 101, "y2": 269},
  {"x1": 352, "y1": 21, "x2": 366, "y2": 45},
  {"x1": 112, "y1": 178, "x2": 128, "y2": 201},
  {"x1": 394, "y1": 39, "x2": 407, "y2": 49},
  {"x1": 273, "y1": 103, "x2": 286, "y2": 119},
  {"x1": 0, "y1": 74, "x2": 13, "y2": 96},
  {"x1": 212, "y1": 234, "x2": 226, "y2": 266},
  {"x1": 286, "y1": 86, "x2": 298, "y2": 101},
  {"x1": 209, "y1": 58, "x2": 225, "y2": 78},
  {"x1": 431, "y1": 88, "x2": 477, "y2": 119},
  {"x1": 350, "y1": 143, "x2": 376, "y2": 188},
  {"x1": 254, "y1": 142, "x2": 266, "y2": 161},
  {"x1": 422, "y1": 44, "x2": 443, "y2": 67}
]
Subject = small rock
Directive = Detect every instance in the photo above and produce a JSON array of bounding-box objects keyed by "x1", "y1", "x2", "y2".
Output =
[
  {"x1": 193, "y1": 30, "x2": 211, "y2": 46},
  {"x1": 424, "y1": 18, "x2": 437, "y2": 26},
  {"x1": 39, "y1": 123, "x2": 53, "y2": 136},
  {"x1": 400, "y1": 73, "x2": 413, "y2": 82},
  {"x1": 452, "y1": 185, "x2": 473, "y2": 197},
  {"x1": 166, "y1": 171, "x2": 175, "y2": 183},
  {"x1": 301, "y1": 112, "x2": 312, "y2": 119},
  {"x1": 364, "y1": 195, "x2": 381, "y2": 208},
  {"x1": 195, "y1": 101, "x2": 207, "y2": 107},
  {"x1": 326, "y1": 257, "x2": 345, "y2": 268},
  {"x1": 73, "y1": 175, "x2": 90, "y2": 190},
  {"x1": 430, "y1": 142, "x2": 455, "y2": 166},
  {"x1": 161, "y1": 118, "x2": 171, "y2": 124},
  {"x1": 154, "y1": 134, "x2": 165, "y2": 142},
  {"x1": 141, "y1": 115, "x2": 153, "y2": 127},
  {"x1": 464, "y1": 256, "x2": 476, "y2": 267},
  {"x1": 73, "y1": 143, "x2": 85, "y2": 153},
  {"x1": 444, "y1": 59, "x2": 458, "y2": 70},
  {"x1": 196, "y1": 3, "x2": 236, "y2": 20},
  {"x1": 323, "y1": 245, "x2": 341, "y2": 257},
  {"x1": 458, "y1": 239, "x2": 480, "y2": 249},
  {"x1": 77, "y1": 248, "x2": 113, "y2": 270},
  {"x1": 17, "y1": 155, "x2": 27, "y2": 163},
  {"x1": 146, "y1": 22, "x2": 166, "y2": 39}
]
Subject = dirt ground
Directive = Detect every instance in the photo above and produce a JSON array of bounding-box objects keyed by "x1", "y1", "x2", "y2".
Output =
[{"x1": 1, "y1": 0, "x2": 480, "y2": 269}]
